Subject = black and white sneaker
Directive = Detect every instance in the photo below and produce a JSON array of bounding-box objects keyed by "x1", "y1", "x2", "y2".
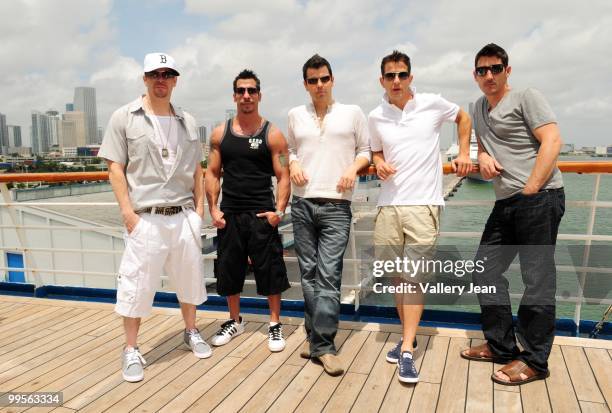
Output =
[
  {"x1": 268, "y1": 323, "x2": 286, "y2": 352},
  {"x1": 211, "y1": 317, "x2": 244, "y2": 346}
]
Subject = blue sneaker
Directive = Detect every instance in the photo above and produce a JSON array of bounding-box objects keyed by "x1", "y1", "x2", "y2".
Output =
[
  {"x1": 386, "y1": 338, "x2": 419, "y2": 363},
  {"x1": 398, "y1": 351, "x2": 419, "y2": 383}
]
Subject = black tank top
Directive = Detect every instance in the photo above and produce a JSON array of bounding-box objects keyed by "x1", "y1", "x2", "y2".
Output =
[{"x1": 220, "y1": 118, "x2": 275, "y2": 212}]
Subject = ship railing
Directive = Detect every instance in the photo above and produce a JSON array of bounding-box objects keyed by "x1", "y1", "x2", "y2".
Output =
[{"x1": 1, "y1": 161, "x2": 611, "y2": 333}]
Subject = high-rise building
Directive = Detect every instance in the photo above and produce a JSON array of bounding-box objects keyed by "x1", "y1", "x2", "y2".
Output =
[
  {"x1": 66, "y1": 103, "x2": 74, "y2": 112},
  {"x1": 60, "y1": 111, "x2": 87, "y2": 148},
  {"x1": 197, "y1": 125, "x2": 207, "y2": 144},
  {"x1": 73, "y1": 87, "x2": 98, "y2": 145},
  {"x1": 45, "y1": 110, "x2": 61, "y2": 146},
  {"x1": 0, "y1": 112, "x2": 8, "y2": 154},
  {"x1": 7, "y1": 125, "x2": 22, "y2": 147},
  {"x1": 31, "y1": 111, "x2": 51, "y2": 154}
]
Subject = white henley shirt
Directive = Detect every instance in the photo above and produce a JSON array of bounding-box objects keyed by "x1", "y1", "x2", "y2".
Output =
[{"x1": 287, "y1": 102, "x2": 371, "y2": 201}]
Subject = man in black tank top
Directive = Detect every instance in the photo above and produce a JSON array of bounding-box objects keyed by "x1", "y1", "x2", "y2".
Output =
[{"x1": 205, "y1": 69, "x2": 291, "y2": 352}]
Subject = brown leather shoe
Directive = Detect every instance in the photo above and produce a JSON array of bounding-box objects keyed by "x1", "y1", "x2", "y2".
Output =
[
  {"x1": 300, "y1": 341, "x2": 310, "y2": 359},
  {"x1": 317, "y1": 353, "x2": 344, "y2": 376}
]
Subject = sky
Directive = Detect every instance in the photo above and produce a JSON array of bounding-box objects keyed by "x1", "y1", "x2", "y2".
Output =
[{"x1": 1, "y1": 0, "x2": 611, "y2": 148}]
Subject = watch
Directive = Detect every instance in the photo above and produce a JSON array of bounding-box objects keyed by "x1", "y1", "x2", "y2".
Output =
[{"x1": 274, "y1": 210, "x2": 285, "y2": 219}]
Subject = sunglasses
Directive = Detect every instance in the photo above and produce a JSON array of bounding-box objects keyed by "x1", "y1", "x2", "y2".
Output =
[
  {"x1": 475, "y1": 64, "x2": 505, "y2": 77},
  {"x1": 234, "y1": 87, "x2": 259, "y2": 95},
  {"x1": 383, "y1": 71, "x2": 410, "y2": 81},
  {"x1": 145, "y1": 71, "x2": 176, "y2": 80},
  {"x1": 306, "y1": 75, "x2": 332, "y2": 85}
]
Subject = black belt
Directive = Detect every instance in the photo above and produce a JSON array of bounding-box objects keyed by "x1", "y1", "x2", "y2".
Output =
[
  {"x1": 307, "y1": 197, "x2": 351, "y2": 205},
  {"x1": 135, "y1": 206, "x2": 183, "y2": 216}
]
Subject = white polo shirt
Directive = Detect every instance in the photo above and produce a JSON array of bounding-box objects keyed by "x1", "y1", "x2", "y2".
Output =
[
  {"x1": 287, "y1": 102, "x2": 371, "y2": 201},
  {"x1": 368, "y1": 92, "x2": 459, "y2": 207}
]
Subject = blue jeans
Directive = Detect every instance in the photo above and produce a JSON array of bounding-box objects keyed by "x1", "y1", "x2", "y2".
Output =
[
  {"x1": 291, "y1": 196, "x2": 352, "y2": 357},
  {"x1": 473, "y1": 188, "x2": 565, "y2": 373}
]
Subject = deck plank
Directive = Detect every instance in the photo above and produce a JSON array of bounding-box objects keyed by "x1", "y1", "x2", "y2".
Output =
[
  {"x1": 268, "y1": 329, "x2": 361, "y2": 413},
  {"x1": 61, "y1": 315, "x2": 186, "y2": 410},
  {"x1": 519, "y1": 379, "x2": 551, "y2": 413},
  {"x1": 493, "y1": 390, "x2": 522, "y2": 413},
  {"x1": 0, "y1": 310, "x2": 115, "y2": 363},
  {"x1": 584, "y1": 347, "x2": 612, "y2": 410},
  {"x1": 349, "y1": 333, "x2": 397, "y2": 413},
  {"x1": 296, "y1": 330, "x2": 388, "y2": 413},
  {"x1": 146, "y1": 322, "x2": 265, "y2": 413},
  {"x1": 211, "y1": 327, "x2": 307, "y2": 412},
  {"x1": 96, "y1": 319, "x2": 224, "y2": 412},
  {"x1": 321, "y1": 372, "x2": 367, "y2": 413},
  {"x1": 19, "y1": 314, "x2": 174, "y2": 402},
  {"x1": 436, "y1": 337, "x2": 470, "y2": 413},
  {"x1": 578, "y1": 401, "x2": 611, "y2": 413},
  {"x1": 347, "y1": 331, "x2": 389, "y2": 375},
  {"x1": 546, "y1": 344, "x2": 580, "y2": 413},
  {"x1": 238, "y1": 363, "x2": 304, "y2": 413},
  {"x1": 406, "y1": 382, "x2": 440, "y2": 413},
  {"x1": 418, "y1": 335, "x2": 450, "y2": 384},
  {"x1": 184, "y1": 324, "x2": 298, "y2": 413},
  {"x1": 379, "y1": 334, "x2": 430, "y2": 413},
  {"x1": 0, "y1": 307, "x2": 82, "y2": 348},
  {"x1": 465, "y1": 338, "x2": 494, "y2": 413},
  {"x1": 0, "y1": 298, "x2": 609, "y2": 413},
  {"x1": 561, "y1": 345, "x2": 605, "y2": 403}
]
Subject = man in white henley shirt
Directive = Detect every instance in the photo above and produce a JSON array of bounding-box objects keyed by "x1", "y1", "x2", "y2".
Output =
[
  {"x1": 287, "y1": 54, "x2": 370, "y2": 376},
  {"x1": 368, "y1": 50, "x2": 471, "y2": 383}
]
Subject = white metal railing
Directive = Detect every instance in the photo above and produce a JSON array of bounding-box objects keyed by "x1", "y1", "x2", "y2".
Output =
[{"x1": 1, "y1": 175, "x2": 612, "y2": 333}]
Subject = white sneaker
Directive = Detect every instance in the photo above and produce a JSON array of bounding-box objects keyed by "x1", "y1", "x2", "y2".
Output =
[
  {"x1": 184, "y1": 329, "x2": 213, "y2": 358},
  {"x1": 268, "y1": 323, "x2": 286, "y2": 352},
  {"x1": 122, "y1": 347, "x2": 146, "y2": 382},
  {"x1": 211, "y1": 318, "x2": 244, "y2": 346}
]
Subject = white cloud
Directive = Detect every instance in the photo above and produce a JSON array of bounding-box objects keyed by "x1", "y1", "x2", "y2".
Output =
[{"x1": 2, "y1": 0, "x2": 612, "y2": 148}]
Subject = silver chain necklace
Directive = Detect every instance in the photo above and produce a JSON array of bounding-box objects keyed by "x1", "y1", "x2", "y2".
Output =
[{"x1": 145, "y1": 97, "x2": 174, "y2": 158}]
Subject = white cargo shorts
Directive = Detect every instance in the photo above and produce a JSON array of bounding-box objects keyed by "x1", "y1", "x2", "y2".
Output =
[{"x1": 115, "y1": 208, "x2": 207, "y2": 318}]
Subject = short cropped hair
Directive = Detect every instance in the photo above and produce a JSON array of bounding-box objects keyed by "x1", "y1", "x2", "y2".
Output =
[
  {"x1": 380, "y1": 50, "x2": 411, "y2": 76},
  {"x1": 474, "y1": 43, "x2": 509, "y2": 67},
  {"x1": 302, "y1": 54, "x2": 333, "y2": 80},
  {"x1": 233, "y1": 69, "x2": 261, "y2": 92}
]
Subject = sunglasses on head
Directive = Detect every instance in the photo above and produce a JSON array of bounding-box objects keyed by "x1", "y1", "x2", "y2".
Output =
[
  {"x1": 145, "y1": 71, "x2": 176, "y2": 80},
  {"x1": 475, "y1": 64, "x2": 505, "y2": 77},
  {"x1": 383, "y1": 71, "x2": 410, "y2": 81},
  {"x1": 234, "y1": 87, "x2": 259, "y2": 95},
  {"x1": 306, "y1": 75, "x2": 332, "y2": 85}
]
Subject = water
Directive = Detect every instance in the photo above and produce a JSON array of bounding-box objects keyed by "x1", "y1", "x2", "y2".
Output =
[{"x1": 362, "y1": 157, "x2": 612, "y2": 322}]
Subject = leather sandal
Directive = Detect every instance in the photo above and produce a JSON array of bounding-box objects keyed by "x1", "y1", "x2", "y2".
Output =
[
  {"x1": 491, "y1": 360, "x2": 550, "y2": 386},
  {"x1": 460, "y1": 343, "x2": 496, "y2": 362}
]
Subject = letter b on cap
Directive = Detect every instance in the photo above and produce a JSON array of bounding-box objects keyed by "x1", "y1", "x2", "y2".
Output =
[{"x1": 160, "y1": 54, "x2": 167, "y2": 63}]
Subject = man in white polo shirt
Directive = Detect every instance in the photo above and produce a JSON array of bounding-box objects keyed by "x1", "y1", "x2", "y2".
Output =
[
  {"x1": 368, "y1": 50, "x2": 471, "y2": 383},
  {"x1": 99, "y1": 52, "x2": 210, "y2": 383},
  {"x1": 288, "y1": 54, "x2": 370, "y2": 376}
]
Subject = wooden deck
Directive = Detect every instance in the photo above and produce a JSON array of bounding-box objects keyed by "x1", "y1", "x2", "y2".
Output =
[{"x1": 0, "y1": 296, "x2": 610, "y2": 413}]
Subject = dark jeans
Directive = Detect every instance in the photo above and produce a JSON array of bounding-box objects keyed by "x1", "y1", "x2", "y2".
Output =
[
  {"x1": 473, "y1": 188, "x2": 565, "y2": 373},
  {"x1": 291, "y1": 196, "x2": 352, "y2": 357}
]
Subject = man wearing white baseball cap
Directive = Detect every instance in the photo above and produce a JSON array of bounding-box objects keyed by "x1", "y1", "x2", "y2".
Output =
[{"x1": 99, "y1": 52, "x2": 210, "y2": 382}]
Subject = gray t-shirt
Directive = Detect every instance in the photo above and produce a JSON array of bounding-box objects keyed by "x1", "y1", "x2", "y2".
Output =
[{"x1": 474, "y1": 88, "x2": 563, "y2": 200}]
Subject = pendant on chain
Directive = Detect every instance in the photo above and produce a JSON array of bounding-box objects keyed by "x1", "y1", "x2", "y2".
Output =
[{"x1": 161, "y1": 148, "x2": 169, "y2": 158}]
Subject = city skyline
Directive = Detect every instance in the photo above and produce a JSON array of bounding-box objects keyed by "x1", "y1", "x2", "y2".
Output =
[{"x1": 1, "y1": 0, "x2": 611, "y2": 149}]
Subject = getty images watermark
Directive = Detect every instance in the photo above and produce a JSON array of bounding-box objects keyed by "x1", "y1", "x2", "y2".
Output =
[{"x1": 370, "y1": 256, "x2": 495, "y2": 295}]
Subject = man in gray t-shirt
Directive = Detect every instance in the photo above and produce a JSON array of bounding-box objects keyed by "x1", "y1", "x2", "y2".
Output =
[{"x1": 460, "y1": 44, "x2": 565, "y2": 387}]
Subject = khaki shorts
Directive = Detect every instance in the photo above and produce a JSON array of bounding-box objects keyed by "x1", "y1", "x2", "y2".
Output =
[
  {"x1": 115, "y1": 209, "x2": 207, "y2": 318},
  {"x1": 373, "y1": 205, "x2": 440, "y2": 282}
]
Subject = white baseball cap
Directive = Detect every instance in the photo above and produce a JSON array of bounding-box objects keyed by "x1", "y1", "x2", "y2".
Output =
[{"x1": 143, "y1": 52, "x2": 180, "y2": 75}]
